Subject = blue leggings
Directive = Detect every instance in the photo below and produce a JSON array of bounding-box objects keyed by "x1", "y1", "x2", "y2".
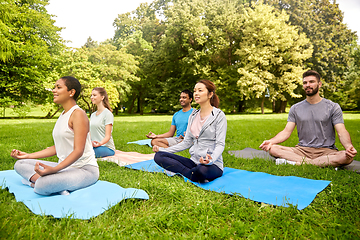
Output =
[
  {"x1": 14, "y1": 159, "x2": 99, "y2": 195},
  {"x1": 154, "y1": 151, "x2": 223, "y2": 182},
  {"x1": 93, "y1": 146, "x2": 115, "y2": 158}
]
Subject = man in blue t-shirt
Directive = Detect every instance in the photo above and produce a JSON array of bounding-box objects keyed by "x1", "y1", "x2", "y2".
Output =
[
  {"x1": 259, "y1": 70, "x2": 357, "y2": 167},
  {"x1": 146, "y1": 90, "x2": 193, "y2": 148}
]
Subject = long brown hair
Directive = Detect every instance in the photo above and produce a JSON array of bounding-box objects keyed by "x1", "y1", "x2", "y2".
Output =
[
  {"x1": 92, "y1": 87, "x2": 112, "y2": 112},
  {"x1": 197, "y1": 79, "x2": 220, "y2": 108}
]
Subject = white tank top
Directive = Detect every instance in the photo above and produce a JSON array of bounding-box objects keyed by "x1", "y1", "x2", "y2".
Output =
[{"x1": 52, "y1": 105, "x2": 98, "y2": 168}]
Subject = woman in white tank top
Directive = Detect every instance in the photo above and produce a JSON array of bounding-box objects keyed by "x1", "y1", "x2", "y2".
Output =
[{"x1": 11, "y1": 76, "x2": 99, "y2": 195}]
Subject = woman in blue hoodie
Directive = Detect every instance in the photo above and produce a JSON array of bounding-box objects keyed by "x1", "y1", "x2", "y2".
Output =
[{"x1": 153, "y1": 80, "x2": 227, "y2": 182}]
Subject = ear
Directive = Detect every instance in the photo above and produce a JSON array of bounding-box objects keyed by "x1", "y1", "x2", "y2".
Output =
[
  {"x1": 69, "y1": 89, "x2": 76, "y2": 97},
  {"x1": 208, "y1": 91, "x2": 214, "y2": 99},
  {"x1": 319, "y1": 81, "x2": 322, "y2": 88}
]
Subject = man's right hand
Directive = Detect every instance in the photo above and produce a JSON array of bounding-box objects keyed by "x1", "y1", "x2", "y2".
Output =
[
  {"x1": 259, "y1": 140, "x2": 272, "y2": 151},
  {"x1": 345, "y1": 145, "x2": 357, "y2": 160},
  {"x1": 146, "y1": 131, "x2": 157, "y2": 139}
]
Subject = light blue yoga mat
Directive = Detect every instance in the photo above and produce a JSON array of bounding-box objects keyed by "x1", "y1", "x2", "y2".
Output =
[
  {"x1": 0, "y1": 170, "x2": 149, "y2": 219},
  {"x1": 125, "y1": 160, "x2": 331, "y2": 210},
  {"x1": 127, "y1": 139, "x2": 152, "y2": 147}
]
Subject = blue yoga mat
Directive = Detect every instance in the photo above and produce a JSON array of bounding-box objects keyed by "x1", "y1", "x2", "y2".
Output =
[
  {"x1": 125, "y1": 160, "x2": 330, "y2": 210},
  {"x1": 0, "y1": 170, "x2": 149, "y2": 219},
  {"x1": 127, "y1": 139, "x2": 152, "y2": 147}
]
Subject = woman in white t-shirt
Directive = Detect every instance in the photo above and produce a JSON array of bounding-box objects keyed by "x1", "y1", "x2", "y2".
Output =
[
  {"x1": 11, "y1": 76, "x2": 99, "y2": 195},
  {"x1": 90, "y1": 87, "x2": 116, "y2": 158}
]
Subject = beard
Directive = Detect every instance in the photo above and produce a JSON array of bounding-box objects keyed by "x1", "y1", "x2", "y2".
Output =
[{"x1": 305, "y1": 85, "x2": 319, "y2": 96}]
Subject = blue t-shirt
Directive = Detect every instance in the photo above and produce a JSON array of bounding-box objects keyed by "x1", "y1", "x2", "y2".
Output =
[{"x1": 171, "y1": 108, "x2": 193, "y2": 137}]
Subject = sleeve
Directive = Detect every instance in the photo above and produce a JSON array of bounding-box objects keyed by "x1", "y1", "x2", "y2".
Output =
[
  {"x1": 171, "y1": 112, "x2": 177, "y2": 126},
  {"x1": 331, "y1": 103, "x2": 344, "y2": 125},
  {"x1": 209, "y1": 111, "x2": 227, "y2": 163},
  {"x1": 159, "y1": 114, "x2": 194, "y2": 153},
  {"x1": 104, "y1": 110, "x2": 114, "y2": 126},
  {"x1": 287, "y1": 105, "x2": 296, "y2": 123}
]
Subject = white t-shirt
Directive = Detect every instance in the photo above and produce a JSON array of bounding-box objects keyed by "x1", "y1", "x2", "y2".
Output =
[
  {"x1": 52, "y1": 105, "x2": 98, "y2": 168},
  {"x1": 90, "y1": 108, "x2": 116, "y2": 151}
]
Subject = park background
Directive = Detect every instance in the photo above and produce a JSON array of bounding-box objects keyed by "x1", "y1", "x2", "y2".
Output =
[
  {"x1": 1, "y1": 0, "x2": 360, "y2": 239},
  {"x1": 1, "y1": 0, "x2": 360, "y2": 117}
]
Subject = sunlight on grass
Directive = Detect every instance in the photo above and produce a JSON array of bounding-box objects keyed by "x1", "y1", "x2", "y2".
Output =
[{"x1": 0, "y1": 112, "x2": 359, "y2": 239}]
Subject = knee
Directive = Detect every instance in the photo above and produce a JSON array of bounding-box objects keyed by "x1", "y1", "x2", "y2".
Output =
[
  {"x1": 151, "y1": 139, "x2": 159, "y2": 146},
  {"x1": 33, "y1": 179, "x2": 51, "y2": 196},
  {"x1": 14, "y1": 160, "x2": 25, "y2": 172},
  {"x1": 337, "y1": 152, "x2": 353, "y2": 166},
  {"x1": 269, "y1": 144, "x2": 281, "y2": 157},
  {"x1": 154, "y1": 151, "x2": 165, "y2": 164}
]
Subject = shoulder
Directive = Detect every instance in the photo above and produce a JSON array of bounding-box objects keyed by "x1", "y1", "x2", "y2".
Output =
[
  {"x1": 322, "y1": 98, "x2": 340, "y2": 108},
  {"x1": 103, "y1": 108, "x2": 114, "y2": 116},
  {"x1": 289, "y1": 100, "x2": 306, "y2": 112},
  {"x1": 291, "y1": 99, "x2": 307, "y2": 108},
  {"x1": 71, "y1": 108, "x2": 89, "y2": 125},
  {"x1": 73, "y1": 108, "x2": 88, "y2": 118},
  {"x1": 212, "y1": 107, "x2": 226, "y2": 119},
  {"x1": 191, "y1": 108, "x2": 200, "y2": 117},
  {"x1": 173, "y1": 109, "x2": 183, "y2": 116}
]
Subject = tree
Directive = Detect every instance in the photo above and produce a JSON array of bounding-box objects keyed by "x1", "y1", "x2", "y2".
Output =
[
  {"x1": 0, "y1": 0, "x2": 64, "y2": 110},
  {"x1": 43, "y1": 44, "x2": 139, "y2": 117},
  {"x1": 235, "y1": 3, "x2": 313, "y2": 114},
  {"x1": 266, "y1": 0, "x2": 356, "y2": 102},
  {"x1": 113, "y1": 2, "x2": 164, "y2": 114}
]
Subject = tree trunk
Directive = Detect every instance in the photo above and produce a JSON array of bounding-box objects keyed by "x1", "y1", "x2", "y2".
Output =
[
  {"x1": 272, "y1": 100, "x2": 275, "y2": 112},
  {"x1": 137, "y1": 96, "x2": 141, "y2": 114},
  {"x1": 280, "y1": 100, "x2": 287, "y2": 113},
  {"x1": 128, "y1": 96, "x2": 136, "y2": 114},
  {"x1": 49, "y1": 107, "x2": 62, "y2": 119},
  {"x1": 81, "y1": 96, "x2": 92, "y2": 116},
  {"x1": 273, "y1": 100, "x2": 287, "y2": 113},
  {"x1": 261, "y1": 93, "x2": 265, "y2": 114},
  {"x1": 238, "y1": 101, "x2": 244, "y2": 112}
]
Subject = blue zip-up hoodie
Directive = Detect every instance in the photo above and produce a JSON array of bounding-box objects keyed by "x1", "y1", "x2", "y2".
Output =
[{"x1": 159, "y1": 107, "x2": 227, "y2": 170}]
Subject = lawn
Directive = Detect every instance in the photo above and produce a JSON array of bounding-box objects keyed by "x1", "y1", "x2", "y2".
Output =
[{"x1": 0, "y1": 113, "x2": 359, "y2": 239}]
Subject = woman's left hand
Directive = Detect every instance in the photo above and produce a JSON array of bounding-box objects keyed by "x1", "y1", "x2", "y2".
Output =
[
  {"x1": 92, "y1": 141, "x2": 101, "y2": 148},
  {"x1": 34, "y1": 162, "x2": 57, "y2": 176},
  {"x1": 199, "y1": 154, "x2": 212, "y2": 164}
]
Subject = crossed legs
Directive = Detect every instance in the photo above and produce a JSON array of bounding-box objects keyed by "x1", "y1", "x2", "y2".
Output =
[
  {"x1": 154, "y1": 151, "x2": 223, "y2": 182},
  {"x1": 269, "y1": 145, "x2": 353, "y2": 167},
  {"x1": 151, "y1": 138, "x2": 170, "y2": 148}
]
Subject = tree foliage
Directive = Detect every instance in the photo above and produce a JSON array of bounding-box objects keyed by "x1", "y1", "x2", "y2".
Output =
[
  {"x1": 43, "y1": 43, "x2": 139, "y2": 116},
  {"x1": 266, "y1": 0, "x2": 357, "y2": 107},
  {"x1": 0, "y1": 0, "x2": 64, "y2": 109},
  {"x1": 235, "y1": 3, "x2": 313, "y2": 113}
]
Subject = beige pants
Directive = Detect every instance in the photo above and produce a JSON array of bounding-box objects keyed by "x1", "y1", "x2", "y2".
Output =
[{"x1": 290, "y1": 145, "x2": 338, "y2": 159}]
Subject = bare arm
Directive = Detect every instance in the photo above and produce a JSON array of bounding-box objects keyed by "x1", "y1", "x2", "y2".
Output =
[
  {"x1": 259, "y1": 122, "x2": 296, "y2": 151},
  {"x1": 35, "y1": 109, "x2": 89, "y2": 176},
  {"x1": 147, "y1": 125, "x2": 176, "y2": 139},
  {"x1": 11, "y1": 145, "x2": 56, "y2": 160},
  {"x1": 335, "y1": 123, "x2": 357, "y2": 159}
]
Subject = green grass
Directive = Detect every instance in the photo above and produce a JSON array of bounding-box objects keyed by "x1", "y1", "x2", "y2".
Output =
[{"x1": 1, "y1": 114, "x2": 360, "y2": 239}]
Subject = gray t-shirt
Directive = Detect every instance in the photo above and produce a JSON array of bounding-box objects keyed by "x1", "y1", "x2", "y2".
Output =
[
  {"x1": 90, "y1": 108, "x2": 115, "y2": 151},
  {"x1": 288, "y1": 98, "x2": 344, "y2": 149}
]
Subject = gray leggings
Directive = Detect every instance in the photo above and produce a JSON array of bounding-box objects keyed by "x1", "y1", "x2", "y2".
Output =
[{"x1": 14, "y1": 159, "x2": 99, "y2": 195}]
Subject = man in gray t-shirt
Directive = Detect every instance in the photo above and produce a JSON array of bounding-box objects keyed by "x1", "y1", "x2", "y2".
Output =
[{"x1": 259, "y1": 70, "x2": 357, "y2": 167}]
